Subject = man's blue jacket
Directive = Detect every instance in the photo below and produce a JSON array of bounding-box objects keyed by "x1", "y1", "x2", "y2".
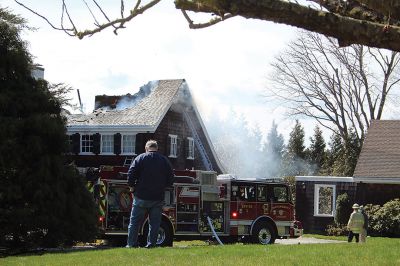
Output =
[{"x1": 127, "y1": 151, "x2": 174, "y2": 201}]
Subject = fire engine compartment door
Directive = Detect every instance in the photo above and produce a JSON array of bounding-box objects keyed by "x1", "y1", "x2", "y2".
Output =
[
  {"x1": 105, "y1": 181, "x2": 132, "y2": 231},
  {"x1": 199, "y1": 201, "x2": 228, "y2": 234},
  {"x1": 175, "y1": 184, "x2": 200, "y2": 233}
]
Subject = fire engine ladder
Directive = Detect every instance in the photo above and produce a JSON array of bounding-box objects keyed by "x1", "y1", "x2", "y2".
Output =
[{"x1": 183, "y1": 111, "x2": 213, "y2": 171}]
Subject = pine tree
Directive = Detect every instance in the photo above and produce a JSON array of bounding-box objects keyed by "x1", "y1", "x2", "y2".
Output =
[
  {"x1": 321, "y1": 131, "x2": 342, "y2": 175},
  {"x1": 263, "y1": 121, "x2": 285, "y2": 177},
  {"x1": 308, "y1": 125, "x2": 326, "y2": 175},
  {"x1": 342, "y1": 128, "x2": 362, "y2": 176},
  {"x1": 282, "y1": 120, "x2": 308, "y2": 176},
  {"x1": 0, "y1": 8, "x2": 97, "y2": 250},
  {"x1": 323, "y1": 129, "x2": 361, "y2": 176}
]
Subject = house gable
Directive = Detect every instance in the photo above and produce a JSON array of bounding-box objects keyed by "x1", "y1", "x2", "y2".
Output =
[
  {"x1": 353, "y1": 120, "x2": 400, "y2": 183},
  {"x1": 65, "y1": 79, "x2": 224, "y2": 173}
]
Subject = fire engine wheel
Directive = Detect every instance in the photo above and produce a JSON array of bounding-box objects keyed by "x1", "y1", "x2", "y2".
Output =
[
  {"x1": 252, "y1": 222, "x2": 276, "y2": 245},
  {"x1": 141, "y1": 220, "x2": 173, "y2": 247}
]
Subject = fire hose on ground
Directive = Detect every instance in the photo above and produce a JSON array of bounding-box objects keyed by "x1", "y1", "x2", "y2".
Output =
[{"x1": 207, "y1": 216, "x2": 224, "y2": 246}]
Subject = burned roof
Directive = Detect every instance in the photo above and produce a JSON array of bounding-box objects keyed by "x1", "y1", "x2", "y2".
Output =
[
  {"x1": 353, "y1": 120, "x2": 400, "y2": 179},
  {"x1": 67, "y1": 79, "x2": 185, "y2": 128}
]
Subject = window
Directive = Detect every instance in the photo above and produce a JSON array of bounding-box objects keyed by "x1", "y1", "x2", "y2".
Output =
[
  {"x1": 272, "y1": 185, "x2": 289, "y2": 203},
  {"x1": 257, "y1": 185, "x2": 267, "y2": 202},
  {"x1": 122, "y1": 135, "x2": 136, "y2": 154},
  {"x1": 231, "y1": 184, "x2": 256, "y2": 201},
  {"x1": 81, "y1": 134, "x2": 93, "y2": 153},
  {"x1": 187, "y1": 137, "x2": 194, "y2": 159},
  {"x1": 314, "y1": 184, "x2": 336, "y2": 217},
  {"x1": 169, "y1": 134, "x2": 177, "y2": 158},
  {"x1": 101, "y1": 135, "x2": 114, "y2": 153}
]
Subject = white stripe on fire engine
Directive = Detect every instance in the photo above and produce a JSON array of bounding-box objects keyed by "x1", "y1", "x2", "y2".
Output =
[
  {"x1": 230, "y1": 220, "x2": 253, "y2": 226},
  {"x1": 230, "y1": 220, "x2": 293, "y2": 227},
  {"x1": 275, "y1": 221, "x2": 293, "y2": 227}
]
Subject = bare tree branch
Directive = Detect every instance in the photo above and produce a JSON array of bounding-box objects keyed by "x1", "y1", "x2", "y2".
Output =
[
  {"x1": 15, "y1": 0, "x2": 73, "y2": 32},
  {"x1": 267, "y1": 31, "x2": 400, "y2": 143},
  {"x1": 181, "y1": 9, "x2": 233, "y2": 29},
  {"x1": 175, "y1": 0, "x2": 400, "y2": 52},
  {"x1": 12, "y1": 0, "x2": 400, "y2": 51},
  {"x1": 15, "y1": 0, "x2": 161, "y2": 39}
]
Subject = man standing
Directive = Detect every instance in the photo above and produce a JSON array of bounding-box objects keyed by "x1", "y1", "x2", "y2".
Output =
[
  {"x1": 359, "y1": 206, "x2": 368, "y2": 243},
  {"x1": 347, "y1": 203, "x2": 364, "y2": 243},
  {"x1": 126, "y1": 140, "x2": 174, "y2": 248}
]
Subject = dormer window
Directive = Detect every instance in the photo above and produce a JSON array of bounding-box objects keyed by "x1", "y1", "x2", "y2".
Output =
[{"x1": 169, "y1": 134, "x2": 177, "y2": 158}]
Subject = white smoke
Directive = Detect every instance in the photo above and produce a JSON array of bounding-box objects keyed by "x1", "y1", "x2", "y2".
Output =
[{"x1": 115, "y1": 80, "x2": 159, "y2": 110}]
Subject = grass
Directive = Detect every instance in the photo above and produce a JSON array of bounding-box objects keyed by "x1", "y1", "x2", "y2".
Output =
[{"x1": 1, "y1": 237, "x2": 399, "y2": 266}]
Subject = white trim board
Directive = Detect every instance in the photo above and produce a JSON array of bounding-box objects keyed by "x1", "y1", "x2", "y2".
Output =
[{"x1": 296, "y1": 176, "x2": 354, "y2": 182}]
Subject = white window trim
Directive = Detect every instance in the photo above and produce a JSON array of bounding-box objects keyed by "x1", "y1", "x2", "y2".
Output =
[
  {"x1": 101, "y1": 134, "x2": 114, "y2": 155},
  {"x1": 187, "y1": 137, "x2": 194, "y2": 160},
  {"x1": 169, "y1": 134, "x2": 178, "y2": 158},
  {"x1": 121, "y1": 134, "x2": 137, "y2": 155},
  {"x1": 314, "y1": 184, "x2": 336, "y2": 217},
  {"x1": 80, "y1": 134, "x2": 94, "y2": 155}
]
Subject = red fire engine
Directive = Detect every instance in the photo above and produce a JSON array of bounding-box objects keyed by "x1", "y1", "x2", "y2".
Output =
[{"x1": 88, "y1": 166, "x2": 302, "y2": 246}]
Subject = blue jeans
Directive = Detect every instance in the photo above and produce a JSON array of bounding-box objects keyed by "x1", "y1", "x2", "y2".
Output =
[{"x1": 127, "y1": 197, "x2": 164, "y2": 247}]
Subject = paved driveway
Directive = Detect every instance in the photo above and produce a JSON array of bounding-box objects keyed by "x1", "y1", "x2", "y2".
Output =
[{"x1": 276, "y1": 236, "x2": 345, "y2": 245}]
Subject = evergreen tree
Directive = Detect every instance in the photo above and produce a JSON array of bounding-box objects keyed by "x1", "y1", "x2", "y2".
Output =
[
  {"x1": 308, "y1": 125, "x2": 326, "y2": 175},
  {"x1": 323, "y1": 129, "x2": 361, "y2": 176},
  {"x1": 321, "y1": 131, "x2": 342, "y2": 175},
  {"x1": 342, "y1": 128, "x2": 362, "y2": 176},
  {"x1": 263, "y1": 121, "x2": 285, "y2": 177},
  {"x1": 0, "y1": 8, "x2": 97, "y2": 250},
  {"x1": 287, "y1": 120, "x2": 306, "y2": 159},
  {"x1": 282, "y1": 120, "x2": 308, "y2": 176}
]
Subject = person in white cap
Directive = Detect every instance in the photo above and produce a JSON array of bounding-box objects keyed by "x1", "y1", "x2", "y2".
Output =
[{"x1": 347, "y1": 203, "x2": 364, "y2": 243}]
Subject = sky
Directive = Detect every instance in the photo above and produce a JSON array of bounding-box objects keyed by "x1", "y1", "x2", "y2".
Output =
[{"x1": 2, "y1": 0, "x2": 336, "y2": 143}]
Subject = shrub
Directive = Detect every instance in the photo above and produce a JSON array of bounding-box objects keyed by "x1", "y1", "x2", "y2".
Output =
[
  {"x1": 364, "y1": 199, "x2": 400, "y2": 237},
  {"x1": 335, "y1": 193, "x2": 352, "y2": 225},
  {"x1": 326, "y1": 224, "x2": 349, "y2": 236}
]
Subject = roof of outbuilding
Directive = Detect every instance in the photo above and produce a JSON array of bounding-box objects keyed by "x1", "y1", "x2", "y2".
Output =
[
  {"x1": 67, "y1": 79, "x2": 184, "y2": 128},
  {"x1": 353, "y1": 120, "x2": 400, "y2": 178}
]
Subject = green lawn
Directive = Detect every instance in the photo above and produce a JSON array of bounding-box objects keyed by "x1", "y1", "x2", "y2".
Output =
[{"x1": 1, "y1": 237, "x2": 399, "y2": 266}]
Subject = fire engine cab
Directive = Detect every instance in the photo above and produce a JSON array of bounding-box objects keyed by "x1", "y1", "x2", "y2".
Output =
[{"x1": 88, "y1": 166, "x2": 302, "y2": 246}]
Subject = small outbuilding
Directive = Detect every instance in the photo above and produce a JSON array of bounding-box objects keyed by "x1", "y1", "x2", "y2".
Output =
[{"x1": 295, "y1": 120, "x2": 400, "y2": 233}]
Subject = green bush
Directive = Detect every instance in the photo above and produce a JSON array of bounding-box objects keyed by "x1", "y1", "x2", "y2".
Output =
[
  {"x1": 335, "y1": 193, "x2": 352, "y2": 225},
  {"x1": 364, "y1": 199, "x2": 400, "y2": 237},
  {"x1": 326, "y1": 224, "x2": 349, "y2": 236}
]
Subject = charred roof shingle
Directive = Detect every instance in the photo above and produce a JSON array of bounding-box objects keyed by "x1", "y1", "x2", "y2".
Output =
[{"x1": 67, "y1": 79, "x2": 184, "y2": 127}]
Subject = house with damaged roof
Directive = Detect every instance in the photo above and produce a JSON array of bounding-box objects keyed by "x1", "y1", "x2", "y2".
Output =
[
  {"x1": 66, "y1": 79, "x2": 224, "y2": 174},
  {"x1": 295, "y1": 120, "x2": 400, "y2": 233}
]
